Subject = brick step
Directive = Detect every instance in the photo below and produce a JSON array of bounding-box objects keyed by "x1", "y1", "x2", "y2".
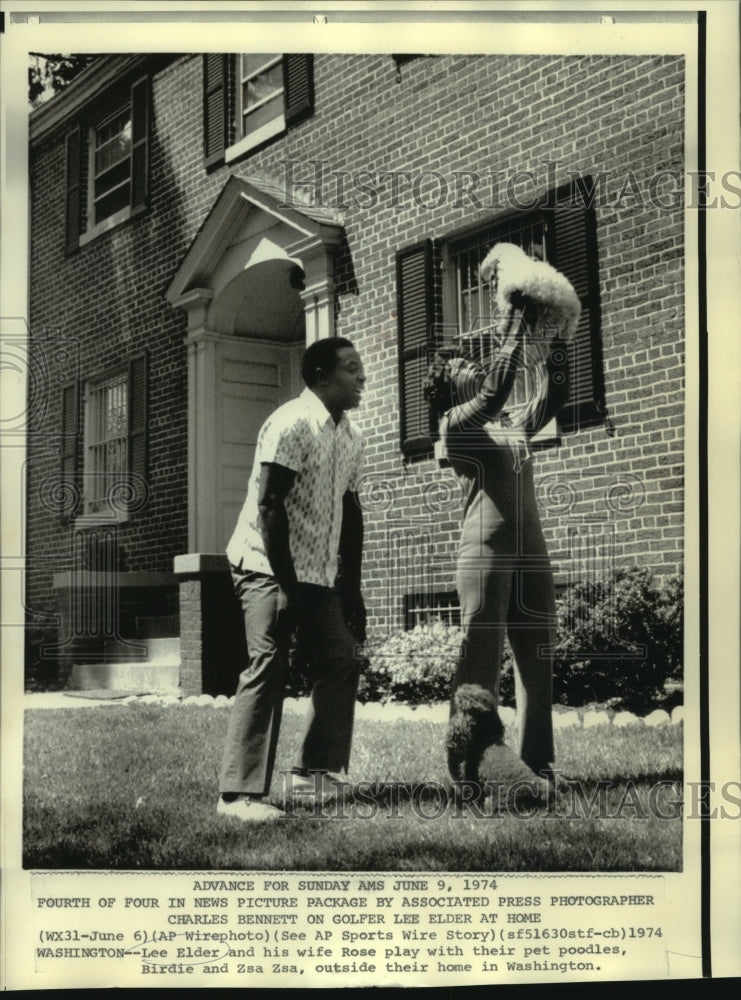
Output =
[
  {"x1": 102, "y1": 635, "x2": 180, "y2": 663},
  {"x1": 146, "y1": 637, "x2": 180, "y2": 664},
  {"x1": 69, "y1": 661, "x2": 180, "y2": 694},
  {"x1": 103, "y1": 637, "x2": 149, "y2": 662}
]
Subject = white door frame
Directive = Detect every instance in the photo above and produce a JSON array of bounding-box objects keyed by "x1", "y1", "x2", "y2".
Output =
[{"x1": 167, "y1": 181, "x2": 343, "y2": 555}]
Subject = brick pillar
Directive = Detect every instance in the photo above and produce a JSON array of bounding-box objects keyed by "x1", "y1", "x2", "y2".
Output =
[{"x1": 174, "y1": 553, "x2": 246, "y2": 697}]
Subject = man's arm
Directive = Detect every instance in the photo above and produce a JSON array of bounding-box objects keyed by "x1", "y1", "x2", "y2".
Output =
[
  {"x1": 338, "y1": 490, "x2": 366, "y2": 642},
  {"x1": 257, "y1": 462, "x2": 298, "y2": 597},
  {"x1": 339, "y1": 490, "x2": 364, "y2": 592}
]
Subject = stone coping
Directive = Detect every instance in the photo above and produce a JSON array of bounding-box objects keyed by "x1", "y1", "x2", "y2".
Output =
[
  {"x1": 173, "y1": 553, "x2": 230, "y2": 576},
  {"x1": 51, "y1": 555, "x2": 233, "y2": 589},
  {"x1": 52, "y1": 570, "x2": 179, "y2": 590}
]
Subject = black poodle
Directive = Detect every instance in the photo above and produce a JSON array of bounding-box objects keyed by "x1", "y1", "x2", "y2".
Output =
[{"x1": 446, "y1": 684, "x2": 552, "y2": 807}]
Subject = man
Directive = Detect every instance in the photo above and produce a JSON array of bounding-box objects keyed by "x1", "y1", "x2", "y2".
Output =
[{"x1": 218, "y1": 337, "x2": 367, "y2": 822}]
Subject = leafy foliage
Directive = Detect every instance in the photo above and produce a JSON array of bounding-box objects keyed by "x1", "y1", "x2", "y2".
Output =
[
  {"x1": 354, "y1": 622, "x2": 518, "y2": 705},
  {"x1": 29, "y1": 53, "x2": 97, "y2": 107},
  {"x1": 360, "y1": 621, "x2": 461, "y2": 704},
  {"x1": 350, "y1": 568, "x2": 683, "y2": 713},
  {"x1": 552, "y1": 567, "x2": 683, "y2": 714}
]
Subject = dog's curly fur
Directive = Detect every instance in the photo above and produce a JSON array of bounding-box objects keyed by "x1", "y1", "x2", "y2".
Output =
[
  {"x1": 446, "y1": 684, "x2": 505, "y2": 782},
  {"x1": 446, "y1": 684, "x2": 552, "y2": 808}
]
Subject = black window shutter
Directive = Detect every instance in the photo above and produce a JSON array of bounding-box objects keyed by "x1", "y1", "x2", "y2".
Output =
[
  {"x1": 60, "y1": 381, "x2": 79, "y2": 517},
  {"x1": 65, "y1": 127, "x2": 82, "y2": 254},
  {"x1": 397, "y1": 240, "x2": 439, "y2": 456},
  {"x1": 130, "y1": 75, "x2": 149, "y2": 211},
  {"x1": 203, "y1": 54, "x2": 228, "y2": 168},
  {"x1": 128, "y1": 353, "x2": 148, "y2": 504},
  {"x1": 551, "y1": 180, "x2": 605, "y2": 432},
  {"x1": 284, "y1": 54, "x2": 314, "y2": 126}
]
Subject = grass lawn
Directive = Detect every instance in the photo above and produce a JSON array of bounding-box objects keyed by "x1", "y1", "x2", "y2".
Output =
[{"x1": 23, "y1": 704, "x2": 682, "y2": 871}]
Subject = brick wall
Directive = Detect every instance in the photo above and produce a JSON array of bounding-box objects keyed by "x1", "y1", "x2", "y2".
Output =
[
  {"x1": 242, "y1": 53, "x2": 685, "y2": 635},
  {"x1": 27, "y1": 56, "x2": 197, "y2": 678},
  {"x1": 27, "y1": 53, "x2": 685, "y2": 680}
]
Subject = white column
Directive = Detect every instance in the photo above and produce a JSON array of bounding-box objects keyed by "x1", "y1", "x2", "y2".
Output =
[
  {"x1": 171, "y1": 289, "x2": 221, "y2": 553},
  {"x1": 287, "y1": 236, "x2": 337, "y2": 344},
  {"x1": 187, "y1": 331, "x2": 224, "y2": 552}
]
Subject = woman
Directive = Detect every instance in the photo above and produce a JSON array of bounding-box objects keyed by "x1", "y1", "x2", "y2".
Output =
[{"x1": 424, "y1": 243, "x2": 579, "y2": 791}]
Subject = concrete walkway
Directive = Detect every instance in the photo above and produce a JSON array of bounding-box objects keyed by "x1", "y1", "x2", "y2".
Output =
[{"x1": 24, "y1": 690, "x2": 142, "y2": 710}]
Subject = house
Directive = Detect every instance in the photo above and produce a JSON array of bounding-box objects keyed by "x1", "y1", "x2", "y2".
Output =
[{"x1": 25, "y1": 52, "x2": 685, "y2": 694}]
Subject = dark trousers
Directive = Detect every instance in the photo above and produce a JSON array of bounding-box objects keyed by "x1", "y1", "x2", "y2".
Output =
[
  {"x1": 454, "y1": 549, "x2": 556, "y2": 773},
  {"x1": 219, "y1": 570, "x2": 360, "y2": 797}
]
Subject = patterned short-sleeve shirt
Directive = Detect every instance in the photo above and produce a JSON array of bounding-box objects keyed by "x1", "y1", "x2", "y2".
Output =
[{"x1": 226, "y1": 387, "x2": 364, "y2": 588}]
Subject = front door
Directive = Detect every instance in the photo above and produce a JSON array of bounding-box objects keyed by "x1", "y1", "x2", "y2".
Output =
[{"x1": 218, "y1": 338, "x2": 302, "y2": 550}]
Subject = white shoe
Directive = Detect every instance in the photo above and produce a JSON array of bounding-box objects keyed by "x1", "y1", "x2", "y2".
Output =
[
  {"x1": 217, "y1": 796, "x2": 285, "y2": 822},
  {"x1": 287, "y1": 772, "x2": 348, "y2": 801}
]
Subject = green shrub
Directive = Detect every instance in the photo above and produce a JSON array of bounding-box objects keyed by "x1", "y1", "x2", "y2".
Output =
[
  {"x1": 552, "y1": 567, "x2": 683, "y2": 714},
  {"x1": 357, "y1": 622, "x2": 517, "y2": 706},
  {"x1": 360, "y1": 621, "x2": 459, "y2": 704},
  {"x1": 285, "y1": 619, "x2": 468, "y2": 704}
]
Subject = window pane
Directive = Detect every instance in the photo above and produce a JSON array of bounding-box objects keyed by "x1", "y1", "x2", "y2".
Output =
[
  {"x1": 95, "y1": 120, "x2": 132, "y2": 174},
  {"x1": 85, "y1": 372, "x2": 129, "y2": 512},
  {"x1": 243, "y1": 63, "x2": 283, "y2": 108},
  {"x1": 94, "y1": 184, "x2": 130, "y2": 224},
  {"x1": 241, "y1": 53, "x2": 281, "y2": 78},
  {"x1": 104, "y1": 437, "x2": 127, "y2": 475},
  {"x1": 449, "y1": 215, "x2": 551, "y2": 433},
  {"x1": 452, "y1": 220, "x2": 548, "y2": 350},
  {"x1": 242, "y1": 92, "x2": 284, "y2": 135},
  {"x1": 405, "y1": 591, "x2": 461, "y2": 629},
  {"x1": 95, "y1": 109, "x2": 130, "y2": 149},
  {"x1": 94, "y1": 159, "x2": 130, "y2": 200},
  {"x1": 105, "y1": 381, "x2": 128, "y2": 438},
  {"x1": 237, "y1": 54, "x2": 284, "y2": 140},
  {"x1": 92, "y1": 108, "x2": 132, "y2": 224}
]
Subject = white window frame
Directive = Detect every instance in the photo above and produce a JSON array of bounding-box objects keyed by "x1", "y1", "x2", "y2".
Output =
[
  {"x1": 226, "y1": 54, "x2": 286, "y2": 162},
  {"x1": 442, "y1": 216, "x2": 560, "y2": 445},
  {"x1": 80, "y1": 104, "x2": 134, "y2": 245},
  {"x1": 82, "y1": 370, "x2": 130, "y2": 519}
]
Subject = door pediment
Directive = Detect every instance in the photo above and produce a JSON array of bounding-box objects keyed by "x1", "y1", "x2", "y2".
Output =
[
  {"x1": 166, "y1": 174, "x2": 343, "y2": 340},
  {"x1": 168, "y1": 174, "x2": 344, "y2": 552}
]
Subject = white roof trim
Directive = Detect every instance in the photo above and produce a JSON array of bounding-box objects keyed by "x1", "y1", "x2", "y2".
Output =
[
  {"x1": 30, "y1": 55, "x2": 153, "y2": 143},
  {"x1": 166, "y1": 175, "x2": 343, "y2": 305}
]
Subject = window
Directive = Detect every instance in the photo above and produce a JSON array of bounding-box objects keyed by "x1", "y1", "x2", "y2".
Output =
[
  {"x1": 236, "y1": 54, "x2": 285, "y2": 149},
  {"x1": 60, "y1": 355, "x2": 148, "y2": 520},
  {"x1": 448, "y1": 215, "x2": 550, "y2": 420},
  {"x1": 65, "y1": 75, "x2": 150, "y2": 251},
  {"x1": 84, "y1": 370, "x2": 129, "y2": 514},
  {"x1": 90, "y1": 108, "x2": 132, "y2": 225},
  {"x1": 203, "y1": 53, "x2": 314, "y2": 168},
  {"x1": 405, "y1": 590, "x2": 461, "y2": 630},
  {"x1": 396, "y1": 180, "x2": 605, "y2": 457}
]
